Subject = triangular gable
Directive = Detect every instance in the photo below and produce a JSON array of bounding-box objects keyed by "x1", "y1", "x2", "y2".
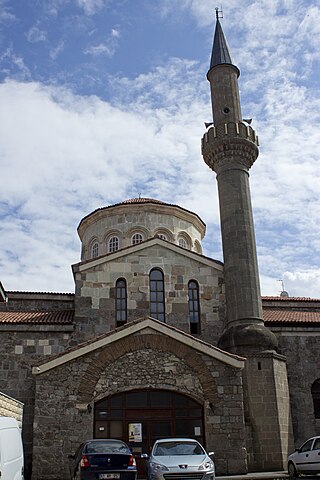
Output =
[
  {"x1": 32, "y1": 317, "x2": 244, "y2": 375},
  {"x1": 72, "y1": 237, "x2": 223, "y2": 274}
]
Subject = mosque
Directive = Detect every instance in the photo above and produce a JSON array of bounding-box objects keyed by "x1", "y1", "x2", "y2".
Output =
[{"x1": 0, "y1": 13, "x2": 319, "y2": 480}]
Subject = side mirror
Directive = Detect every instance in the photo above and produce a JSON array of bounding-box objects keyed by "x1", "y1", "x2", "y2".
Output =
[
  {"x1": 141, "y1": 454, "x2": 149, "y2": 459},
  {"x1": 208, "y1": 452, "x2": 214, "y2": 457}
]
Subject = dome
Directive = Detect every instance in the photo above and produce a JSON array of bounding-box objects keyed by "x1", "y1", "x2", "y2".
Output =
[{"x1": 77, "y1": 197, "x2": 206, "y2": 261}]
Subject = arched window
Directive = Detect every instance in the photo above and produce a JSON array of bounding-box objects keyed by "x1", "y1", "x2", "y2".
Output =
[
  {"x1": 179, "y1": 238, "x2": 187, "y2": 249},
  {"x1": 92, "y1": 242, "x2": 99, "y2": 258},
  {"x1": 188, "y1": 280, "x2": 200, "y2": 334},
  {"x1": 132, "y1": 233, "x2": 143, "y2": 245},
  {"x1": 115, "y1": 279, "x2": 127, "y2": 327},
  {"x1": 158, "y1": 234, "x2": 167, "y2": 240},
  {"x1": 149, "y1": 269, "x2": 165, "y2": 322},
  {"x1": 311, "y1": 379, "x2": 320, "y2": 418},
  {"x1": 108, "y1": 236, "x2": 119, "y2": 253}
]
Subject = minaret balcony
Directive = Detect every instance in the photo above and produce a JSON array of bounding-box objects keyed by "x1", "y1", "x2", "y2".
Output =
[{"x1": 201, "y1": 121, "x2": 259, "y2": 173}]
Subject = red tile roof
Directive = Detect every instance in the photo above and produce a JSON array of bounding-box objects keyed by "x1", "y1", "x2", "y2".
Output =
[
  {"x1": 78, "y1": 197, "x2": 206, "y2": 230},
  {"x1": 262, "y1": 296, "x2": 320, "y2": 302},
  {"x1": 263, "y1": 308, "x2": 320, "y2": 324},
  {"x1": 0, "y1": 310, "x2": 74, "y2": 324}
]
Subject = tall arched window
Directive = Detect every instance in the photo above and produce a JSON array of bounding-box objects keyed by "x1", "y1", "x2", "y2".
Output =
[
  {"x1": 188, "y1": 280, "x2": 200, "y2": 334},
  {"x1": 116, "y1": 279, "x2": 127, "y2": 327},
  {"x1": 311, "y1": 379, "x2": 320, "y2": 418},
  {"x1": 149, "y1": 269, "x2": 165, "y2": 322},
  {"x1": 108, "y1": 236, "x2": 119, "y2": 253},
  {"x1": 92, "y1": 242, "x2": 99, "y2": 258}
]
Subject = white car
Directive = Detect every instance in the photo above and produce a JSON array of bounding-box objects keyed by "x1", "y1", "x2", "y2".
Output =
[
  {"x1": 0, "y1": 416, "x2": 24, "y2": 480},
  {"x1": 143, "y1": 438, "x2": 215, "y2": 480},
  {"x1": 288, "y1": 436, "x2": 320, "y2": 477}
]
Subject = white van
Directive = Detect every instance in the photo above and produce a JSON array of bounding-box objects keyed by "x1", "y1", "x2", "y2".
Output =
[{"x1": 0, "y1": 417, "x2": 24, "y2": 480}]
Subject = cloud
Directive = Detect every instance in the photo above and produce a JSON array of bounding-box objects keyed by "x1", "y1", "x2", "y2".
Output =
[
  {"x1": 0, "y1": 0, "x2": 16, "y2": 24},
  {"x1": 0, "y1": 48, "x2": 31, "y2": 80},
  {"x1": 0, "y1": 70, "x2": 210, "y2": 291},
  {"x1": 50, "y1": 41, "x2": 65, "y2": 60},
  {"x1": 26, "y1": 26, "x2": 47, "y2": 43},
  {"x1": 76, "y1": 0, "x2": 109, "y2": 15},
  {"x1": 84, "y1": 27, "x2": 121, "y2": 57},
  {"x1": 0, "y1": 1, "x2": 319, "y2": 297}
]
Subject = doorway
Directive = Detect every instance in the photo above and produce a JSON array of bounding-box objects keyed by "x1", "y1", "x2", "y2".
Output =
[{"x1": 94, "y1": 389, "x2": 204, "y2": 476}]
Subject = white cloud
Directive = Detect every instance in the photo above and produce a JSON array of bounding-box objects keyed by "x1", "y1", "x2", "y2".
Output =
[
  {"x1": 49, "y1": 41, "x2": 65, "y2": 60},
  {"x1": 76, "y1": 0, "x2": 108, "y2": 15},
  {"x1": 0, "y1": 0, "x2": 16, "y2": 24},
  {"x1": 1, "y1": 1, "x2": 319, "y2": 298},
  {"x1": 0, "y1": 48, "x2": 31, "y2": 79},
  {"x1": 26, "y1": 26, "x2": 47, "y2": 43},
  {"x1": 84, "y1": 28, "x2": 121, "y2": 57}
]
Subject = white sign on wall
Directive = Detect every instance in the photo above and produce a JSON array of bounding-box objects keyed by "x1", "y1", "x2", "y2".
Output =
[{"x1": 129, "y1": 423, "x2": 142, "y2": 442}]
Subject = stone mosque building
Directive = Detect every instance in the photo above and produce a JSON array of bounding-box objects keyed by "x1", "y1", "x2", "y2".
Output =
[{"x1": 1, "y1": 14, "x2": 320, "y2": 480}]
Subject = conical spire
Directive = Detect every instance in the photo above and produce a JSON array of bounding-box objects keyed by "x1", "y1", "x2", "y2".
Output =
[{"x1": 208, "y1": 15, "x2": 239, "y2": 76}]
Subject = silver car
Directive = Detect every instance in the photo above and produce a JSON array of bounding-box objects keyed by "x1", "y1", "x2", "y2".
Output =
[
  {"x1": 143, "y1": 438, "x2": 215, "y2": 480},
  {"x1": 288, "y1": 436, "x2": 320, "y2": 477}
]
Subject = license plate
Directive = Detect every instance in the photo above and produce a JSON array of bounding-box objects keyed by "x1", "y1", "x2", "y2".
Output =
[{"x1": 99, "y1": 474, "x2": 120, "y2": 480}]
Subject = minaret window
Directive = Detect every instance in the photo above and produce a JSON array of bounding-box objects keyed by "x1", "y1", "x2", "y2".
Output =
[
  {"x1": 311, "y1": 379, "x2": 320, "y2": 418},
  {"x1": 132, "y1": 233, "x2": 143, "y2": 245},
  {"x1": 115, "y1": 278, "x2": 127, "y2": 327},
  {"x1": 149, "y1": 268, "x2": 165, "y2": 322},
  {"x1": 92, "y1": 242, "x2": 99, "y2": 258},
  {"x1": 108, "y1": 236, "x2": 119, "y2": 253},
  {"x1": 188, "y1": 280, "x2": 200, "y2": 334}
]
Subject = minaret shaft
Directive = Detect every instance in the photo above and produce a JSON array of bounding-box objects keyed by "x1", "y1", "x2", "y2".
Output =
[
  {"x1": 202, "y1": 19, "x2": 277, "y2": 353},
  {"x1": 217, "y1": 166, "x2": 263, "y2": 327},
  {"x1": 208, "y1": 65, "x2": 242, "y2": 126}
]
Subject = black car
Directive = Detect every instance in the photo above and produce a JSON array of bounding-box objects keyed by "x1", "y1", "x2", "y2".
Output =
[{"x1": 69, "y1": 439, "x2": 137, "y2": 480}]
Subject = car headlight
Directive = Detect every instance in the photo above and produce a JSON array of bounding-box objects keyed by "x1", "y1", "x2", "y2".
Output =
[
  {"x1": 198, "y1": 461, "x2": 214, "y2": 471},
  {"x1": 150, "y1": 462, "x2": 169, "y2": 472}
]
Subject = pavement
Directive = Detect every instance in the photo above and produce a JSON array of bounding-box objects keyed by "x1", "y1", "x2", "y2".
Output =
[{"x1": 216, "y1": 472, "x2": 289, "y2": 480}]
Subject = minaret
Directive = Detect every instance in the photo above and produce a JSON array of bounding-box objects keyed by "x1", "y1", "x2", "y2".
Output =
[{"x1": 202, "y1": 11, "x2": 277, "y2": 354}]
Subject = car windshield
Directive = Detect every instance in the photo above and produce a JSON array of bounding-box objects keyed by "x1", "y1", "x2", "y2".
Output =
[
  {"x1": 85, "y1": 441, "x2": 130, "y2": 454},
  {"x1": 154, "y1": 441, "x2": 205, "y2": 456}
]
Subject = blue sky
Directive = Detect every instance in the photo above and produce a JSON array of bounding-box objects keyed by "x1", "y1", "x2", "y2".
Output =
[{"x1": 0, "y1": 0, "x2": 320, "y2": 297}]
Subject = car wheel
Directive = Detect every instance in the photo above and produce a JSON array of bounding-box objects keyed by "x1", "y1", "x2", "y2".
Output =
[{"x1": 288, "y1": 461, "x2": 299, "y2": 478}]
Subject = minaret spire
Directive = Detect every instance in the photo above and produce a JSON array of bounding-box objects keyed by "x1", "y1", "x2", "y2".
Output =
[
  {"x1": 202, "y1": 13, "x2": 277, "y2": 354},
  {"x1": 209, "y1": 9, "x2": 237, "y2": 74}
]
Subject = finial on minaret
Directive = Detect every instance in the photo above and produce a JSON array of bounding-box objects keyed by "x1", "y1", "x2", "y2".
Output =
[{"x1": 215, "y1": 7, "x2": 223, "y2": 20}]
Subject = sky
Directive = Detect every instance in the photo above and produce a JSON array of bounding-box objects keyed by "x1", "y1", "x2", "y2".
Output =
[{"x1": 0, "y1": 0, "x2": 319, "y2": 297}]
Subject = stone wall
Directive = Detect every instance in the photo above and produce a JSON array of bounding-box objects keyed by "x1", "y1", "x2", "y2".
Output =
[
  {"x1": 74, "y1": 242, "x2": 225, "y2": 345},
  {"x1": 276, "y1": 329, "x2": 320, "y2": 446},
  {"x1": 242, "y1": 352, "x2": 293, "y2": 471},
  {"x1": 1, "y1": 292, "x2": 74, "y2": 312},
  {"x1": 78, "y1": 202, "x2": 206, "y2": 261},
  {"x1": 32, "y1": 330, "x2": 246, "y2": 480},
  {"x1": 0, "y1": 325, "x2": 73, "y2": 479},
  {"x1": 0, "y1": 391, "x2": 24, "y2": 426}
]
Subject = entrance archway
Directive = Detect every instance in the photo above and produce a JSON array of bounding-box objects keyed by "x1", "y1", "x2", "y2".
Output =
[{"x1": 94, "y1": 389, "x2": 204, "y2": 476}]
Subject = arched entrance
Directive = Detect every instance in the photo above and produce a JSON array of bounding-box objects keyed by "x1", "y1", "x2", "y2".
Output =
[{"x1": 94, "y1": 389, "x2": 204, "y2": 476}]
